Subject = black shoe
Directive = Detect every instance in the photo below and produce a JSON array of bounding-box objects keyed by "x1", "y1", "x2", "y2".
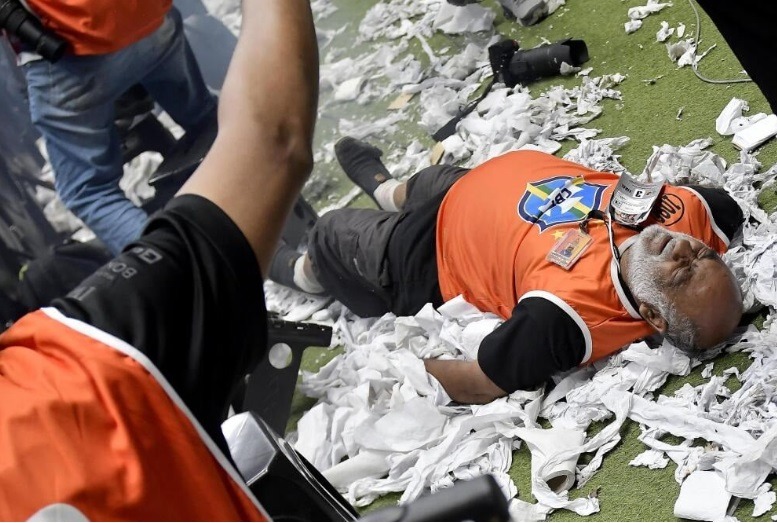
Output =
[
  {"x1": 268, "y1": 241, "x2": 304, "y2": 292},
  {"x1": 334, "y1": 137, "x2": 392, "y2": 206}
]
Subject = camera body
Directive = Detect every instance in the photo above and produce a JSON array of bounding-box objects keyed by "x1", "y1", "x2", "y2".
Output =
[
  {"x1": 488, "y1": 39, "x2": 523, "y2": 88},
  {"x1": 0, "y1": 0, "x2": 68, "y2": 62}
]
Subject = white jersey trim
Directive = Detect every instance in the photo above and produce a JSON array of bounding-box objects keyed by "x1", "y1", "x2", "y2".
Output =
[
  {"x1": 518, "y1": 291, "x2": 593, "y2": 364},
  {"x1": 676, "y1": 186, "x2": 731, "y2": 247},
  {"x1": 40, "y1": 307, "x2": 270, "y2": 520}
]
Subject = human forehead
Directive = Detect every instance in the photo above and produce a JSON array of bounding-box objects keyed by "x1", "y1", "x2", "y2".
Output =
[{"x1": 679, "y1": 262, "x2": 742, "y2": 343}]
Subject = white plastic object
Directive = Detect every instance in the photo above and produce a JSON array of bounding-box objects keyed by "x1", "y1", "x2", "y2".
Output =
[
  {"x1": 715, "y1": 97, "x2": 747, "y2": 136},
  {"x1": 732, "y1": 114, "x2": 777, "y2": 151}
]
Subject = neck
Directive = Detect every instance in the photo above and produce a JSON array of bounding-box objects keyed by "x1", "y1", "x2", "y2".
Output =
[
  {"x1": 613, "y1": 245, "x2": 644, "y2": 316},
  {"x1": 617, "y1": 243, "x2": 633, "y2": 281}
]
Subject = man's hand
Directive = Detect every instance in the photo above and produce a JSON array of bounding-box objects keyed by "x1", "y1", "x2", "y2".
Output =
[{"x1": 424, "y1": 359, "x2": 507, "y2": 404}]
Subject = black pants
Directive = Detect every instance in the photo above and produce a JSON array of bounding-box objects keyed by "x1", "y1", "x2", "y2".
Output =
[
  {"x1": 308, "y1": 164, "x2": 468, "y2": 317},
  {"x1": 696, "y1": 0, "x2": 777, "y2": 112}
]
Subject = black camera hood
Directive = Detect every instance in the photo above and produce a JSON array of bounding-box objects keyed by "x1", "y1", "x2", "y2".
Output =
[{"x1": 491, "y1": 38, "x2": 590, "y2": 87}]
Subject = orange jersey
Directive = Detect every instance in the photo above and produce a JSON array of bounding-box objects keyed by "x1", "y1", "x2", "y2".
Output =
[
  {"x1": 0, "y1": 308, "x2": 268, "y2": 521},
  {"x1": 437, "y1": 151, "x2": 731, "y2": 363},
  {"x1": 25, "y1": 0, "x2": 172, "y2": 55}
]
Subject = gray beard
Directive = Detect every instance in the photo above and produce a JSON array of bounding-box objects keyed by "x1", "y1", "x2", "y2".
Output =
[
  {"x1": 625, "y1": 225, "x2": 673, "y2": 312},
  {"x1": 623, "y1": 225, "x2": 697, "y2": 352}
]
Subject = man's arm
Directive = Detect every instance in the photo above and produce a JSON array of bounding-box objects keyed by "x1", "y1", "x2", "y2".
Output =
[
  {"x1": 178, "y1": 0, "x2": 319, "y2": 275},
  {"x1": 425, "y1": 297, "x2": 587, "y2": 404},
  {"x1": 424, "y1": 359, "x2": 507, "y2": 404},
  {"x1": 48, "y1": 1, "x2": 319, "y2": 449}
]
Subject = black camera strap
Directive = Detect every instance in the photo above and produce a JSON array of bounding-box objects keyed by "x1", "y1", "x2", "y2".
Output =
[
  {"x1": 431, "y1": 39, "x2": 520, "y2": 142},
  {"x1": 431, "y1": 77, "x2": 495, "y2": 142}
]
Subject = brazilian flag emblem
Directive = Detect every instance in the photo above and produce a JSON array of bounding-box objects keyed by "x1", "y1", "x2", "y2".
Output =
[{"x1": 517, "y1": 175, "x2": 607, "y2": 232}]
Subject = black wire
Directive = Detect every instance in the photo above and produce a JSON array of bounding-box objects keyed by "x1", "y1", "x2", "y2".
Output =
[{"x1": 687, "y1": 0, "x2": 752, "y2": 85}]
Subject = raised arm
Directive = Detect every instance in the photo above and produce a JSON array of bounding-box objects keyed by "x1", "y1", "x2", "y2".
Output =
[{"x1": 178, "y1": 0, "x2": 319, "y2": 275}]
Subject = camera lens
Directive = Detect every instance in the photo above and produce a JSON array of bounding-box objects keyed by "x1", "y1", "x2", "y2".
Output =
[{"x1": 0, "y1": 0, "x2": 68, "y2": 62}]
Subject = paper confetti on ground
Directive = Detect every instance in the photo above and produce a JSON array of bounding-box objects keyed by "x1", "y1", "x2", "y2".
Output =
[
  {"x1": 29, "y1": 0, "x2": 777, "y2": 518},
  {"x1": 278, "y1": 48, "x2": 777, "y2": 517},
  {"x1": 272, "y1": 133, "x2": 777, "y2": 520},
  {"x1": 256, "y1": 0, "x2": 777, "y2": 520}
]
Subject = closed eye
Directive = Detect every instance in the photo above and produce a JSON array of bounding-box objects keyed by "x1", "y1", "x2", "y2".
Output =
[
  {"x1": 671, "y1": 266, "x2": 692, "y2": 287},
  {"x1": 671, "y1": 248, "x2": 719, "y2": 286},
  {"x1": 698, "y1": 248, "x2": 718, "y2": 261}
]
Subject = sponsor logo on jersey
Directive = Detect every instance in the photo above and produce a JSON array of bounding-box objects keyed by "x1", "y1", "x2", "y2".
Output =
[{"x1": 651, "y1": 193, "x2": 685, "y2": 226}]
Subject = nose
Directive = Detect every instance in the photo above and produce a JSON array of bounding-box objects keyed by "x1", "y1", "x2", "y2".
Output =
[{"x1": 672, "y1": 238, "x2": 694, "y2": 261}]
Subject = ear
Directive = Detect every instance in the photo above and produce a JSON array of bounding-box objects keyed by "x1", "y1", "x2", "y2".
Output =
[{"x1": 639, "y1": 303, "x2": 667, "y2": 334}]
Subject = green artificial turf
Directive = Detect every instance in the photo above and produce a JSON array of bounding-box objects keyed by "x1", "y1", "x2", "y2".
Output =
[{"x1": 288, "y1": 0, "x2": 777, "y2": 520}]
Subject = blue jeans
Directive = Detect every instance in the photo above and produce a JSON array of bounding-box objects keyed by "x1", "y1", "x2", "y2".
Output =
[{"x1": 23, "y1": 7, "x2": 216, "y2": 254}]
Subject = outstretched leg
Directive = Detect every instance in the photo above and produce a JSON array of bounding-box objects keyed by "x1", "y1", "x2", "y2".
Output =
[
  {"x1": 335, "y1": 137, "x2": 469, "y2": 211},
  {"x1": 268, "y1": 240, "x2": 323, "y2": 294},
  {"x1": 272, "y1": 139, "x2": 469, "y2": 311},
  {"x1": 269, "y1": 207, "x2": 400, "y2": 317}
]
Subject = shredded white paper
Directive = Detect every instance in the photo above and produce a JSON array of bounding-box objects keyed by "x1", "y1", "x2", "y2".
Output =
[
  {"x1": 275, "y1": 132, "x2": 777, "y2": 519},
  {"x1": 267, "y1": 2, "x2": 777, "y2": 516},
  {"x1": 28, "y1": 0, "x2": 777, "y2": 520}
]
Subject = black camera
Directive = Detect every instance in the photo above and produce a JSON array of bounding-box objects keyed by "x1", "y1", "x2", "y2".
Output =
[
  {"x1": 0, "y1": 0, "x2": 68, "y2": 62},
  {"x1": 489, "y1": 38, "x2": 589, "y2": 88}
]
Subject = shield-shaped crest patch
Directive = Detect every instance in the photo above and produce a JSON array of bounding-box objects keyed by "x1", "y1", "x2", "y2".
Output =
[{"x1": 517, "y1": 175, "x2": 607, "y2": 232}]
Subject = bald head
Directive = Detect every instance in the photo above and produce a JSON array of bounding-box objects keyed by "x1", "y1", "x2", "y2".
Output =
[{"x1": 620, "y1": 225, "x2": 743, "y2": 352}]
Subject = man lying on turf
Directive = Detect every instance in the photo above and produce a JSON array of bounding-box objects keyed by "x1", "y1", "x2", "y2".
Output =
[{"x1": 270, "y1": 138, "x2": 745, "y2": 404}]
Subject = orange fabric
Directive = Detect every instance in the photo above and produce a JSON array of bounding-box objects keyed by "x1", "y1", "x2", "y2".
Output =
[
  {"x1": 436, "y1": 151, "x2": 729, "y2": 363},
  {"x1": 25, "y1": 0, "x2": 172, "y2": 55},
  {"x1": 0, "y1": 310, "x2": 267, "y2": 521}
]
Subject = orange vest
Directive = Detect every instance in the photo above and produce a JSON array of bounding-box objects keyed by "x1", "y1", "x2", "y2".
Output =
[
  {"x1": 0, "y1": 308, "x2": 268, "y2": 521},
  {"x1": 437, "y1": 151, "x2": 730, "y2": 363},
  {"x1": 25, "y1": 0, "x2": 172, "y2": 55}
]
